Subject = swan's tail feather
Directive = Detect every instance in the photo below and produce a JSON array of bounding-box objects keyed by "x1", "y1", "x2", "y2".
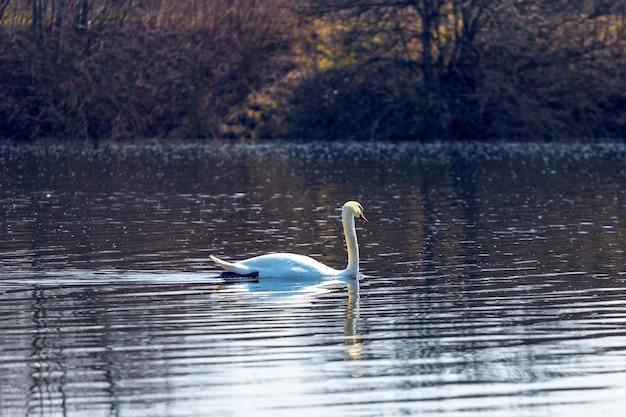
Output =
[{"x1": 210, "y1": 255, "x2": 253, "y2": 276}]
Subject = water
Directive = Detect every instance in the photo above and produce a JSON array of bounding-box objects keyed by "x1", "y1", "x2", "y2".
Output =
[{"x1": 2, "y1": 142, "x2": 626, "y2": 417}]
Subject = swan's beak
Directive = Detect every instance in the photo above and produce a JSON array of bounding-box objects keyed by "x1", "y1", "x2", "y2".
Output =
[{"x1": 359, "y1": 213, "x2": 368, "y2": 223}]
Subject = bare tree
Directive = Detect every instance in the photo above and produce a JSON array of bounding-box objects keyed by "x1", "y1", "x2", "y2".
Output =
[
  {"x1": 302, "y1": 0, "x2": 498, "y2": 88},
  {"x1": 292, "y1": 0, "x2": 626, "y2": 139}
]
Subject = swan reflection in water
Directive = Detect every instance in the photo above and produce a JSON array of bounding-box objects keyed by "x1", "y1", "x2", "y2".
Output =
[{"x1": 213, "y1": 273, "x2": 363, "y2": 361}]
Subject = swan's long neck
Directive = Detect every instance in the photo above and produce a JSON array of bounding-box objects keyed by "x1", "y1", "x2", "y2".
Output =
[{"x1": 342, "y1": 209, "x2": 359, "y2": 276}]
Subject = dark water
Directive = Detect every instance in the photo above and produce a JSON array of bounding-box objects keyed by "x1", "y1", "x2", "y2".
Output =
[{"x1": 2, "y1": 142, "x2": 626, "y2": 417}]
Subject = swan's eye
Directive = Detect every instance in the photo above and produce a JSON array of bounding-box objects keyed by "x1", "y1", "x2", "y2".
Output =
[{"x1": 358, "y1": 204, "x2": 364, "y2": 213}]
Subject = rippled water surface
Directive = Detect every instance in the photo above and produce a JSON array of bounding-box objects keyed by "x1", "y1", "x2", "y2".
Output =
[{"x1": 2, "y1": 142, "x2": 626, "y2": 417}]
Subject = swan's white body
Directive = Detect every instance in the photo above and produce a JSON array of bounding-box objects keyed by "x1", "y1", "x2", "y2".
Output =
[{"x1": 211, "y1": 201, "x2": 367, "y2": 279}]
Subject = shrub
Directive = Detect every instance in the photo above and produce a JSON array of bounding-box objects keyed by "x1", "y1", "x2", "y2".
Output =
[
  {"x1": 284, "y1": 0, "x2": 626, "y2": 140},
  {"x1": 0, "y1": 0, "x2": 294, "y2": 140}
]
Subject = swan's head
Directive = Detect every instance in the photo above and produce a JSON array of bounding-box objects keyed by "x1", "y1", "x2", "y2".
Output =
[{"x1": 343, "y1": 201, "x2": 368, "y2": 223}]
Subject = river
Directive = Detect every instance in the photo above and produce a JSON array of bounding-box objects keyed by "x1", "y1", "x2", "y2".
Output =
[{"x1": 2, "y1": 142, "x2": 626, "y2": 416}]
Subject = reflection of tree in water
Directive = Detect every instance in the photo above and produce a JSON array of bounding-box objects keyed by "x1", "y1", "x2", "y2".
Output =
[
  {"x1": 29, "y1": 286, "x2": 68, "y2": 416},
  {"x1": 26, "y1": 284, "x2": 130, "y2": 417},
  {"x1": 367, "y1": 146, "x2": 626, "y2": 386}
]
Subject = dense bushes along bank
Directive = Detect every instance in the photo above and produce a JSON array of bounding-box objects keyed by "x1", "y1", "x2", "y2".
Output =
[{"x1": 1, "y1": 0, "x2": 625, "y2": 141}]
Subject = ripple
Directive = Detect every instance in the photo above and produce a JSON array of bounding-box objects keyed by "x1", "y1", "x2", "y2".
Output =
[{"x1": 3, "y1": 143, "x2": 626, "y2": 416}]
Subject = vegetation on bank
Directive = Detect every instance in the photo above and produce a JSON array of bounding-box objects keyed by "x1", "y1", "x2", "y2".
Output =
[{"x1": 0, "y1": 0, "x2": 624, "y2": 141}]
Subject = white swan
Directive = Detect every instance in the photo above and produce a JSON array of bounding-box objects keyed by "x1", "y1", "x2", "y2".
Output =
[{"x1": 211, "y1": 201, "x2": 368, "y2": 279}]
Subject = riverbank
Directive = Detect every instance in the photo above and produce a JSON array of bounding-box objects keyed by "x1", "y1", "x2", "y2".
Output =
[{"x1": 1, "y1": 1, "x2": 624, "y2": 141}]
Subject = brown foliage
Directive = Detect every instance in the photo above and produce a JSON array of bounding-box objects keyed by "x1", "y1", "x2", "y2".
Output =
[
  {"x1": 284, "y1": 0, "x2": 626, "y2": 140},
  {"x1": 0, "y1": 0, "x2": 624, "y2": 141},
  {"x1": 0, "y1": 0, "x2": 294, "y2": 140}
]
